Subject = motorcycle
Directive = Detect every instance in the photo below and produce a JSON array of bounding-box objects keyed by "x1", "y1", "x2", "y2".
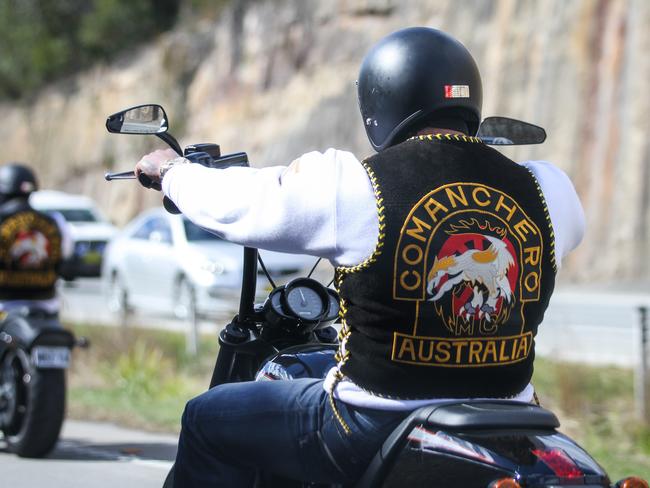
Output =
[
  {"x1": 105, "y1": 104, "x2": 648, "y2": 488},
  {"x1": 0, "y1": 306, "x2": 86, "y2": 457}
]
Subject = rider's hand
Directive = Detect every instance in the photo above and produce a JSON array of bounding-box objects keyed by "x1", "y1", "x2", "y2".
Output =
[{"x1": 135, "y1": 148, "x2": 178, "y2": 191}]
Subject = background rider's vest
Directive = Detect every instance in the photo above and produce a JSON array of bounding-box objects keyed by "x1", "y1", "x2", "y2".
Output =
[
  {"x1": 335, "y1": 135, "x2": 556, "y2": 399},
  {"x1": 0, "y1": 199, "x2": 62, "y2": 300}
]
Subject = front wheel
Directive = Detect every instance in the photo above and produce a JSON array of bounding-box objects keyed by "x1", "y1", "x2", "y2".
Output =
[{"x1": 0, "y1": 349, "x2": 66, "y2": 457}]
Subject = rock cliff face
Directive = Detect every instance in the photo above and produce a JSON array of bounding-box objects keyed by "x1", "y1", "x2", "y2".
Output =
[{"x1": 0, "y1": 0, "x2": 648, "y2": 282}]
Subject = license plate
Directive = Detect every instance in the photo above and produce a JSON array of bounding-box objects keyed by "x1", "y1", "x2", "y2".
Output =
[
  {"x1": 31, "y1": 346, "x2": 70, "y2": 368},
  {"x1": 83, "y1": 251, "x2": 102, "y2": 265}
]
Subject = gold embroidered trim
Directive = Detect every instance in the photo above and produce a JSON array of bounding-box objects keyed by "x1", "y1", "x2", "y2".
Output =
[
  {"x1": 408, "y1": 133, "x2": 483, "y2": 143},
  {"x1": 329, "y1": 161, "x2": 387, "y2": 435},
  {"x1": 336, "y1": 161, "x2": 386, "y2": 273},
  {"x1": 526, "y1": 169, "x2": 557, "y2": 272}
]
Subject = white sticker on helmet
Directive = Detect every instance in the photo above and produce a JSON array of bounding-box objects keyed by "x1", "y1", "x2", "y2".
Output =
[{"x1": 444, "y1": 85, "x2": 470, "y2": 98}]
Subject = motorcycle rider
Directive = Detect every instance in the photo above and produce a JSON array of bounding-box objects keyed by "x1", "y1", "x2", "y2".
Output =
[
  {"x1": 0, "y1": 163, "x2": 71, "y2": 315},
  {"x1": 135, "y1": 27, "x2": 585, "y2": 487}
]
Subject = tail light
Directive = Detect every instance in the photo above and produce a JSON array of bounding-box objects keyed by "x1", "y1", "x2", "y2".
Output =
[
  {"x1": 616, "y1": 477, "x2": 650, "y2": 488},
  {"x1": 488, "y1": 478, "x2": 521, "y2": 488},
  {"x1": 532, "y1": 448, "x2": 583, "y2": 478}
]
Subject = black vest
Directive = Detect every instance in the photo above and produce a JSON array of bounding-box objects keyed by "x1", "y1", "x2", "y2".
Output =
[
  {"x1": 335, "y1": 135, "x2": 556, "y2": 399},
  {"x1": 0, "y1": 199, "x2": 62, "y2": 300}
]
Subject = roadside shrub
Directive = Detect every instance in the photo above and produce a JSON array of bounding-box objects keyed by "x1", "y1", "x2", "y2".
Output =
[{"x1": 0, "y1": 0, "x2": 180, "y2": 100}]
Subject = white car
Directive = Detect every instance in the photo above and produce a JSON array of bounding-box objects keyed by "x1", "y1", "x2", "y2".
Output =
[
  {"x1": 30, "y1": 190, "x2": 117, "y2": 279},
  {"x1": 102, "y1": 208, "x2": 316, "y2": 319}
]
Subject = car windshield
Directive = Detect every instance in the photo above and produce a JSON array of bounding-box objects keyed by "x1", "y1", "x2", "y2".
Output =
[
  {"x1": 183, "y1": 218, "x2": 222, "y2": 241},
  {"x1": 49, "y1": 208, "x2": 98, "y2": 223}
]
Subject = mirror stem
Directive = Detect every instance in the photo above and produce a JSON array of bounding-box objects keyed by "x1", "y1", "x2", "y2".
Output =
[{"x1": 156, "y1": 132, "x2": 183, "y2": 156}]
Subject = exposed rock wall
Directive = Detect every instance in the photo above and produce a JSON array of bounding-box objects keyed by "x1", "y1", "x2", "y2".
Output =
[{"x1": 0, "y1": 0, "x2": 648, "y2": 282}]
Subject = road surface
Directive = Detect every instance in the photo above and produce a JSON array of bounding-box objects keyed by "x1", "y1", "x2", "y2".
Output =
[
  {"x1": 0, "y1": 419, "x2": 176, "y2": 488},
  {"x1": 58, "y1": 277, "x2": 236, "y2": 334},
  {"x1": 536, "y1": 287, "x2": 650, "y2": 368}
]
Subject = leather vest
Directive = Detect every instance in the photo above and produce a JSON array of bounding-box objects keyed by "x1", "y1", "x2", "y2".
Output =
[
  {"x1": 0, "y1": 199, "x2": 62, "y2": 300},
  {"x1": 335, "y1": 135, "x2": 556, "y2": 399}
]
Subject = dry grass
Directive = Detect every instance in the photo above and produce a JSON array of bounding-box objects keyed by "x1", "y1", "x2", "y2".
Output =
[{"x1": 66, "y1": 323, "x2": 216, "y2": 432}]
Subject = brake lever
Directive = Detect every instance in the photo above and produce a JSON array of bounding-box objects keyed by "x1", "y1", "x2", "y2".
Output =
[{"x1": 163, "y1": 196, "x2": 181, "y2": 214}]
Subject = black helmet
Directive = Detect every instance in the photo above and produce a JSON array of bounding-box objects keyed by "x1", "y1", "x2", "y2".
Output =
[
  {"x1": 358, "y1": 27, "x2": 483, "y2": 151},
  {"x1": 0, "y1": 163, "x2": 38, "y2": 199}
]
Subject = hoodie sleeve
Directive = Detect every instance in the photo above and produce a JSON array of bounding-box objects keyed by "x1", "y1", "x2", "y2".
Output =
[{"x1": 161, "y1": 149, "x2": 377, "y2": 266}]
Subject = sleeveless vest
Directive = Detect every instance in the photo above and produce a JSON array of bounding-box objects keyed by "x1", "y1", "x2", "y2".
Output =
[
  {"x1": 0, "y1": 199, "x2": 62, "y2": 300},
  {"x1": 334, "y1": 135, "x2": 556, "y2": 399}
]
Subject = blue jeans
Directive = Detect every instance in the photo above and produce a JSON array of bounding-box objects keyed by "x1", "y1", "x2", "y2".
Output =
[{"x1": 173, "y1": 379, "x2": 409, "y2": 487}]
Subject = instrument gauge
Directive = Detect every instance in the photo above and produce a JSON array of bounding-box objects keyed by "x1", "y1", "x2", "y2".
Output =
[
  {"x1": 323, "y1": 289, "x2": 340, "y2": 323},
  {"x1": 282, "y1": 278, "x2": 329, "y2": 323}
]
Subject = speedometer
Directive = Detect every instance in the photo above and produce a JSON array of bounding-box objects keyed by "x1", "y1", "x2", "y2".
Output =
[{"x1": 282, "y1": 278, "x2": 329, "y2": 322}]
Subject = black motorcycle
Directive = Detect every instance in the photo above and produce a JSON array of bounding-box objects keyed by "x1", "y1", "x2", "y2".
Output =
[
  {"x1": 0, "y1": 306, "x2": 83, "y2": 457},
  {"x1": 105, "y1": 104, "x2": 648, "y2": 488}
]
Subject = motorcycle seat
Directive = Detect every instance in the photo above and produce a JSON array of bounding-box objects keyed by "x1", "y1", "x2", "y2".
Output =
[
  {"x1": 354, "y1": 400, "x2": 559, "y2": 488},
  {"x1": 424, "y1": 400, "x2": 560, "y2": 430}
]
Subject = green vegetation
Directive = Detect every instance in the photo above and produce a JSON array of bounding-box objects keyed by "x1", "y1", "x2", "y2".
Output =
[
  {"x1": 67, "y1": 323, "x2": 215, "y2": 432},
  {"x1": 0, "y1": 0, "x2": 239, "y2": 100},
  {"x1": 66, "y1": 323, "x2": 650, "y2": 480},
  {"x1": 0, "y1": 0, "x2": 180, "y2": 100},
  {"x1": 533, "y1": 358, "x2": 650, "y2": 481}
]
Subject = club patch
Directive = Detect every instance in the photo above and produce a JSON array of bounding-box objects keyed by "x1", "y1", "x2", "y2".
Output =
[
  {"x1": 0, "y1": 211, "x2": 61, "y2": 288},
  {"x1": 391, "y1": 182, "x2": 543, "y2": 367}
]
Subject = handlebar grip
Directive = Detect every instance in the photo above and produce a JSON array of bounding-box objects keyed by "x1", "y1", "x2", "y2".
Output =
[
  {"x1": 137, "y1": 172, "x2": 163, "y2": 191},
  {"x1": 163, "y1": 196, "x2": 181, "y2": 214},
  {"x1": 137, "y1": 172, "x2": 153, "y2": 188},
  {"x1": 136, "y1": 173, "x2": 179, "y2": 213}
]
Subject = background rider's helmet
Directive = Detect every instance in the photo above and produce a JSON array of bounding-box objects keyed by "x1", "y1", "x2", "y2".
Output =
[
  {"x1": 0, "y1": 163, "x2": 39, "y2": 203},
  {"x1": 358, "y1": 27, "x2": 483, "y2": 151}
]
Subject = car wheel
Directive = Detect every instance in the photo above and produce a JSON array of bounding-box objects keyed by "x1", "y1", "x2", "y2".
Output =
[
  {"x1": 108, "y1": 272, "x2": 130, "y2": 322},
  {"x1": 174, "y1": 277, "x2": 197, "y2": 322}
]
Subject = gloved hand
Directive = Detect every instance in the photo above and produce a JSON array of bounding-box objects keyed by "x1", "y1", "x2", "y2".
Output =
[{"x1": 134, "y1": 148, "x2": 179, "y2": 191}]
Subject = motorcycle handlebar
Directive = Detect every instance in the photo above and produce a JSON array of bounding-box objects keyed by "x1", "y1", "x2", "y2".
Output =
[
  {"x1": 104, "y1": 171, "x2": 135, "y2": 181},
  {"x1": 238, "y1": 247, "x2": 258, "y2": 324}
]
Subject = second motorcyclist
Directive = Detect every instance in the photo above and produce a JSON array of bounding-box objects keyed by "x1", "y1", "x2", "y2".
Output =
[
  {"x1": 135, "y1": 27, "x2": 585, "y2": 487},
  {"x1": 0, "y1": 162, "x2": 71, "y2": 315}
]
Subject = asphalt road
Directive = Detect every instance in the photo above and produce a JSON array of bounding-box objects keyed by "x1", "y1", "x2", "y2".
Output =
[
  {"x1": 535, "y1": 287, "x2": 650, "y2": 368},
  {"x1": 0, "y1": 419, "x2": 176, "y2": 488},
  {"x1": 58, "y1": 277, "x2": 235, "y2": 334}
]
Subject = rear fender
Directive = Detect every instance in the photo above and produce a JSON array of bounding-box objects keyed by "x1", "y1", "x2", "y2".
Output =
[
  {"x1": 357, "y1": 401, "x2": 609, "y2": 488},
  {"x1": 0, "y1": 314, "x2": 74, "y2": 351}
]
